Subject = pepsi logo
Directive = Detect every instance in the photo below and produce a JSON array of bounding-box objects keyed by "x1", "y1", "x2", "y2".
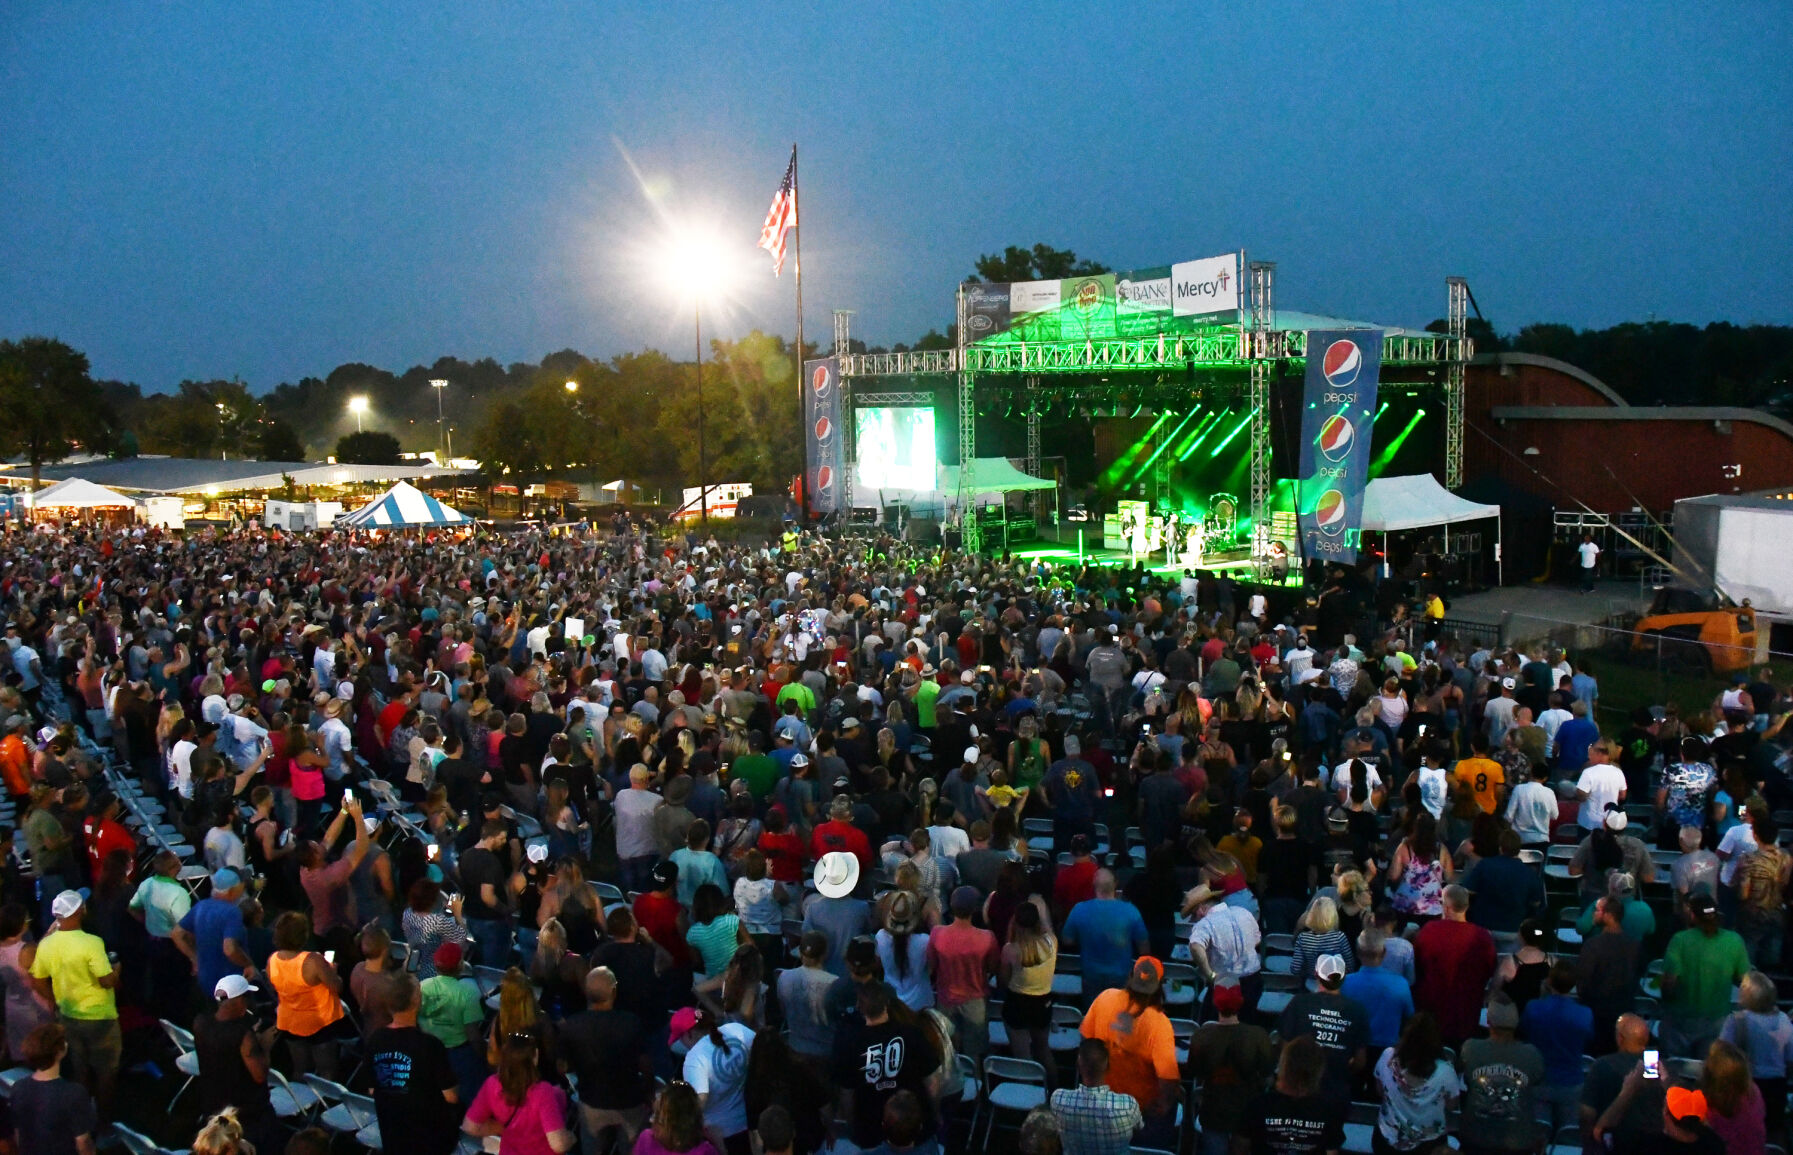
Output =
[
  {"x1": 1314, "y1": 489, "x2": 1348, "y2": 534},
  {"x1": 812, "y1": 364, "x2": 832, "y2": 397},
  {"x1": 1318, "y1": 414, "x2": 1354, "y2": 462},
  {"x1": 816, "y1": 465, "x2": 834, "y2": 494},
  {"x1": 1322, "y1": 339, "x2": 1362, "y2": 387},
  {"x1": 814, "y1": 416, "x2": 833, "y2": 442}
]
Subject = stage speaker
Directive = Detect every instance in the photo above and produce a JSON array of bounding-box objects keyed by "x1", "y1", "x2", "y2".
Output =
[{"x1": 1269, "y1": 364, "x2": 1305, "y2": 480}]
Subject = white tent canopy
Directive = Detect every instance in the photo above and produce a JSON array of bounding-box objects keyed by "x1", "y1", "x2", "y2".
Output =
[
  {"x1": 336, "y1": 481, "x2": 470, "y2": 529},
  {"x1": 937, "y1": 458, "x2": 1056, "y2": 499},
  {"x1": 27, "y1": 477, "x2": 138, "y2": 509},
  {"x1": 1360, "y1": 473, "x2": 1499, "y2": 532}
]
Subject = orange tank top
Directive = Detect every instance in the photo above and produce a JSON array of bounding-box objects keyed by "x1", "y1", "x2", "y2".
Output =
[{"x1": 269, "y1": 952, "x2": 344, "y2": 1036}]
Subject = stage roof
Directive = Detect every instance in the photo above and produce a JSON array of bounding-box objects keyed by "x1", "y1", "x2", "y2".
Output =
[
  {"x1": 3, "y1": 456, "x2": 474, "y2": 495},
  {"x1": 937, "y1": 458, "x2": 1057, "y2": 496}
]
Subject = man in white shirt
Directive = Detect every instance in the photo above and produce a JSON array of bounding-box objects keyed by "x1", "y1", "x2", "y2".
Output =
[
  {"x1": 1483, "y1": 678, "x2": 1520, "y2": 747},
  {"x1": 1505, "y1": 759, "x2": 1560, "y2": 848},
  {"x1": 170, "y1": 724, "x2": 200, "y2": 800},
  {"x1": 1578, "y1": 534, "x2": 1601, "y2": 592},
  {"x1": 1575, "y1": 740, "x2": 1628, "y2": 831},
  {"x1": 1537, "y1": 693, "x2": 1574, "y2": 758},
  {"x1": 318, "y1": 698, "x2": 354, "y2": 782},
  {"x1": 1187, "y1": 891, "x2": 1263, "y2": 989},
  {"x1": 1285, "y1": 637, "x2": 1316, "y2": 683}
]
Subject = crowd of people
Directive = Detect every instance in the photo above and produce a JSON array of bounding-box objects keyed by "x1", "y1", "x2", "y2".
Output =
[{"x1": 0, "y1": 513, "x2": 1788, "y2": 1155}]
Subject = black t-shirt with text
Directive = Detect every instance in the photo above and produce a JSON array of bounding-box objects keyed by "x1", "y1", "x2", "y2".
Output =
[
  {"x1": 1278, "y1": 991, "x2": 1369, "y2": 1103},
  {"x1": 1241, "y1": 1088, "x2": 1346, "y2": 1154},
  {"x1": 832, "y1": 1019, "x2": 939, "y2": 1148},
  {"x1": 370, "y1": 1025, "x2": 461, "y2": 1155}
]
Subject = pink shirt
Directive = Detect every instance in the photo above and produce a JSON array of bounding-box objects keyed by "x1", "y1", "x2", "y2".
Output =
[
  {"x1": 631, "y1": 1135, "x2": 719, "y2": 1155},
  {"x1": 926, "y1": 920, "x2": 998, "y2": 1008},
  {"x1": 466, "y1": 1077, "x2": 569, "y2": 1155}
]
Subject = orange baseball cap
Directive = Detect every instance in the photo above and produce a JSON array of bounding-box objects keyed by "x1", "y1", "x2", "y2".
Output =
[
  {"x1": 1126, "y1": 956, "x2": 1165, "y2": 996},
  {"x1": 1665, "y1": 1086, "x2": 1707, "y2": 1122}
]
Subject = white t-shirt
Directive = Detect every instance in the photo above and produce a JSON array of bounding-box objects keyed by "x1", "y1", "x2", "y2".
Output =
[
  {"x1": 734, "y1": 876, "x2": 783, "y2": 934},
  {"x1": 1718, "y1": 823, "x2": 1759, "y2": 887},
  {"x1": 928, "y1": 825, "x2": 971, "y2": 862},
  {"x1": 203, "y1": 827, "x2": 246, "y2": 872},
  {"x1": 1506, "y1": 780, "x2": 1560, "y2": 844},
  {"x1": 1417, "y1": 766, "x2": 1448, "y2": 820},
  {"x1": 683, "y1": 1022, "x2": 756, "y2": 1136},
  {"x1": 170, "y1": 739, "x2": 198, "y2": 798},
  {"x1": 1579, "y1": 541, "x2": 1600, "y2": 569},
  {"x1": 1328, "y1": 762, "x2": 1383, "y2": 801},
  {"x1": 875, "y1": 929, "x2": 935, "y2": 1011},
  {"x1": 1576, "y1": 764, "x2": 1628, "y2": 830}
]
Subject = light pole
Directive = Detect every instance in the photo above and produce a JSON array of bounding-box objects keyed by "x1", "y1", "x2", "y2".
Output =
[
  {"x1": 215, "y1": 401, "x2": 228, "y2": 460},
  {"x1": 430, "y1": 379, "x2": 448, "y2": 461},
  {"x1": 694, "y1": 305, "x2": 707, "y2": 526},
  {"x1": 349, "y1": 395, "x2": 369, "y2": 433}
]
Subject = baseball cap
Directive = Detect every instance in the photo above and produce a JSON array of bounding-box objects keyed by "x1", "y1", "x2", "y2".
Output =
[
  {"x1": 1126, "y1": 956, "x2": 1164, "y2": 997},
  {"x1": 789, "y1": 753, "x2": 809, "y2": 768},
  {"x1": 1604, "y1": 808, "x2": 1629, "y2": 832},
  {"x1": 1688, "y1": 892, "x2": 1719, "y2": 918},
  {"x1": 1665, "y1": 1086, "x2": 1708, "y2": 1123},
  {"x1": 214, "y1": 974, "x2": 259, "y2": 1001},
  {"x1": 51, "y1": 890, "x2": 84, "y2": 920},
  {"x1": 526, "y1": 841, "x2": 549, "y2": 864},
  {"x1": 1315, "y1": 954, "x2": 1347, "y2": 984},
  {"x1": 1211, "y1": 978, "x2": 1245, "y2": 1016},
  {"x1": 668, "y1": 1006, "x2": 704, "y2": 1047},
  {"x1": 1069, "y1": 833, "x2": 1092, "y2": 856},
  {"x1": 651, "y1": 860, "x2": 679, "y2": 888},
  {"x1": 963, "y1": 745, "x2": 981, "y2": 764},
  {"x1": 950, "y1": 886, "x2": 981, "y2": 918},
  {"x1": 212, "y1": 868, "x2": 243, "y2": 891},
  {"x1": 433, "y1": 941, "x2": 463, "y2": 971},
  {"x1": 1486, "y1": 996, "x2": 1521, "y2": 1029}
]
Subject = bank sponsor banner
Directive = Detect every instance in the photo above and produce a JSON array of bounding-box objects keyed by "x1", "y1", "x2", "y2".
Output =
[
  {"x1": 1116, "y1": 265, "x2": 1172, "y2": 335},
  {"x1": 1296, "y1": 330, "x2": 1381, "y2": 563},
  {"x1": 1057, "y1": 273, "x2": 1116, "y2": 341},
  {"x1": 1170, "y1": 253, "x2": 1241, "y2": 318},
  {"x1": 1008, "y1": 279, "x2": 1062, "y2": 315},
  {"x1": 804, "y1": 357, "x2": 844, "y2": 514},
  {"x1": 963, "y1": 282, "x2": 1011, "y2": 343}
]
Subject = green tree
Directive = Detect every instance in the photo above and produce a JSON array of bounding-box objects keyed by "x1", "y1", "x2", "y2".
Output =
[
  {"x1": 967, "y1": 243, "x2": 1108, "y2": 283},
  {"x1": 470, "y1": 399, "x2": 543, "y2": 476},
  {"x1": 0, "y1": 337, "x2": 113, "y2": 488},
  {"x1": 335, "y1": 430, "x2": 402, "y2": 464},
  {"x1": 258, "y1": 418, "x2": 307, "y2": 462}
]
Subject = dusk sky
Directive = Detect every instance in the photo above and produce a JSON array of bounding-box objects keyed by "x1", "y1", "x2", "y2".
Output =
[{"x1": 2, "y1": 2, "x2": 1788, "y2": 393}]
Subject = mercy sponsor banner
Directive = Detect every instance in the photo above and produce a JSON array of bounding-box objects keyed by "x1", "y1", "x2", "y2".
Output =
[
  {"x1": 1295, "y1": 330, "x2": 1381, "y2": 562},
  {"x1": 804, "y1": 357, "x2": 844, "y2": 514},
  {"x1": 1170, "y1": 253, "x2": 1241, "y2": 318}
]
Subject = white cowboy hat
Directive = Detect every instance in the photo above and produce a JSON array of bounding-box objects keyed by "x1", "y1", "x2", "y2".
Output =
[{"x1": 813, "y1": 851, "x2": 860, "y2": 899}]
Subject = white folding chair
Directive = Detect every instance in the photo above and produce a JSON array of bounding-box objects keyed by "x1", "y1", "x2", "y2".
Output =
[
  {"x1": 159, "y1": 1018, "x2": 201, "y2": 1108},
  {"x1": 1046, "y1": 1003, "x2": 1084, "y2": 1056},
  {"x1": 269, "y1": 1065, "x2": 323, "y2": 1124},
  {"x1": 980, "y1": 1055, "x2": 1048, "y2": 1147},
  {"x1": 114, "y1": 1122, "x2": 191, "y2": 1155},
  {"x1": 0, "y1": 1066, "x2": 29, "y2": 1097}
]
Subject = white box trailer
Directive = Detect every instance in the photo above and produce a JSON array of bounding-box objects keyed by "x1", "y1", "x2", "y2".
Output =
[
  {"x1": 263, "y1": 500, "x2": 344, "y2": 531},
  {"x1": 1671, "y1": 493, "x2": 1793, "y2": 619},
  {"x1": 139, "y1": 495, "x2": 186, "y2": 530}
]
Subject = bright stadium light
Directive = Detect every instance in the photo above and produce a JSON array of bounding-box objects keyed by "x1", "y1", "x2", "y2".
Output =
[
  {"x1": 565, "y1": 380, "x2": 579, "y2": 393},
  {"x1": 657, "y1": 223, "x2": 739, "y2": 302},
  {"x1": 348, "y1": 395, "x2": 369, "y2": 432}
]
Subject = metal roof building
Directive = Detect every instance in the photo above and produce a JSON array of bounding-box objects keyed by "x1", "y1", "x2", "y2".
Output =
[{"x1": 0, "y1": 457, "x2": 473, "y2": 495}]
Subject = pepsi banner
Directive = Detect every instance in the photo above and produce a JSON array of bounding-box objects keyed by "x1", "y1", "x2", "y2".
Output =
[
  {"x1": 804, "y1": 357, "x2": 844, "y2": 514},
  {"x1": 1295, "y1": 330, "x2": 1381, "y2": 562}
]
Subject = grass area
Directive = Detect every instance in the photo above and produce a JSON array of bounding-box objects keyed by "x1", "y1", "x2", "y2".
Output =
[{"x1": 1591, "y1": 659, "x2": 1731, "y2": 729}]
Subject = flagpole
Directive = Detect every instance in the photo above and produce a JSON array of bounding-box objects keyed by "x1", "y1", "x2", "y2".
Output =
[{"x1": 792, "y1": 143, "x2": 808, "y2": 525}]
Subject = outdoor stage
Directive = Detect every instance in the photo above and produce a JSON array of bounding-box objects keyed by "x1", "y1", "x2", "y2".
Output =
[{"x1": 814, "y1": 257, "x2": 1476, "y2": 579}]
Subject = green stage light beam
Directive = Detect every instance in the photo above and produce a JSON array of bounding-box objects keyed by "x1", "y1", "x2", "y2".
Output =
[
  {"x1": 1370, "y1": 408, "x2": 1426, "y2": 476},
  {"x1": 1127, "y1": 409, "x2": 1202, "y2": 484},
  {"x1": 1169, "y1": 408, "x2": 1226, "y2": 457},
  {"x1": 1374, "y1": 401, "x2": 1390, "y2": 421},
  {"x1": 1209, "y1": 410, "x2": 1255, "y2": 457},
  {"x1": 1099, "y1": 412, "x2": 1171, "y2": 487}
]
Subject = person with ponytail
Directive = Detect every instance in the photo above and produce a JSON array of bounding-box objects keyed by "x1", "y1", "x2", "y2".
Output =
[
  {"x1": 462, "y1": 1033, "x2": 575, "y2": 1155},
  {"x1": 671, "y1": 1005, "x2": 756, "y2": 1155}
]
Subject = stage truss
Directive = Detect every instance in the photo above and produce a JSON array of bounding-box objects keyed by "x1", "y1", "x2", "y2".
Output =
[{"x1": 837, "y1": 267, "x2": 1472, "y2": 574}]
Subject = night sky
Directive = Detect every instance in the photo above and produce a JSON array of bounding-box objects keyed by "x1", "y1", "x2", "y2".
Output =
[{"x1": 2, "y1": 2, "x2": 1788, "y2": 392}]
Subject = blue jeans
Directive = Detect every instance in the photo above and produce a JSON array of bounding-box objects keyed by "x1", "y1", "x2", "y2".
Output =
[
  {"x1": 619, "y1": 856, "x2": 658, "y2": 896},
  {"x1": 466, "y1": 917, "x2": 513, "y2": 968},
  {"x1": 445, "y1": 1043, "x2": 486, "y2": 1108}
]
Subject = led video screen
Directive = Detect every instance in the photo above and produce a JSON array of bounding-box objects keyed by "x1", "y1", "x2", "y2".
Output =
[{"x1": 853, "y1": 406, "x2": 936, "y2": 491}]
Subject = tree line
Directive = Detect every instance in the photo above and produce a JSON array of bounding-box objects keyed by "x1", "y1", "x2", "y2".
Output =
[{"x1": 2, "y1": 242, "x2": 1789, "y2": 491}]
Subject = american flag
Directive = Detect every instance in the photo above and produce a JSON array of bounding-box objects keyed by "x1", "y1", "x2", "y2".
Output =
[{"x1": 757, "y1": 148, "x2": 798, "y2": 276}]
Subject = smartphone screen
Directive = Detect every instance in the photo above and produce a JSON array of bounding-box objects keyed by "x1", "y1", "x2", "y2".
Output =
[
  {"x1": 324, "y1": 950, "x2": 336, "y2": 965},
  {"x1": 1642, "y1": 1050, "x2": 1661, "y2": 1079},
  {"x1": 427, "y1": 843, "x2": 440, "y2": 861},
  {"x1": 343, "y1": 789, "x2": 353, "y2": 806}
]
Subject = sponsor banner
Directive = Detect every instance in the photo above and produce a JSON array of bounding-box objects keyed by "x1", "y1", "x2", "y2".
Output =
[
  {"x1": 1295, "y1": 330, "x2": 1382, "y2": 563},
  {"x1": 803, "y1": 357, "x2": 844, "y2": 514},
  {"x1": 1008, "y1": 279, "x2": 1062, "y2": 315},
  {"x1": 1057, "y1": 273, "x2": 1116, "y2": 341},
  {"x1": 1170, "y1": 253, "x2": 1241, "y2": 318},
  {"x1": 963, "y1": 282, "x2": 1011, "y2": 343},
  {"x1": 1116, "y1": 265, "x2": 1172, "y2": 336}
]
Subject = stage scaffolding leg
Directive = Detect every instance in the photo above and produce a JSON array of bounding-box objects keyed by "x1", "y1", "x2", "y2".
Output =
[
  {"x1": 1152, "y1": 414, "x2": 1172, "y2": 513},
  {"x1": 1445, "y1": 277, "x2": 1468, "y2": 490},
  {"x1": 956, "y1": 286, "x2": 981, "y2": 552},
  {"x1": 835, "y1": 310, "x2": 855, "y2": 516},
  {"x1": 1248, "y1": 261, "x2": 1277, "y2": 580},
  {"x1": 1026, "y1": 375, "x2": 1043, "y2": 524}
]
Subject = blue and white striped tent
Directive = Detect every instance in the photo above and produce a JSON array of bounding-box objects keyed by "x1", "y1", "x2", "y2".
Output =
[{"x1": 335, "y1": 481, "x2": 470, "y2": 529}]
